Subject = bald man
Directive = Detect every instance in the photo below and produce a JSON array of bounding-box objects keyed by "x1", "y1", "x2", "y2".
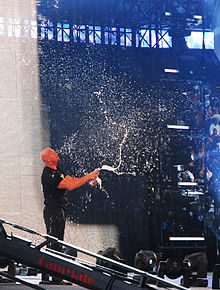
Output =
[{"x1": 40, "y1": 148, "x2": 99, "y2": 284}]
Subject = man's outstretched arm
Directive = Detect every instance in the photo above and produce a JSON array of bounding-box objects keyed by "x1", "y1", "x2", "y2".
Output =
[{"x1": 58, "y1": 171, "x2": 99, "y2": 191}]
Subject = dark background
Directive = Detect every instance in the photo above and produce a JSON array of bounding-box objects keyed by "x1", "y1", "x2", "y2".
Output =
[{"x1": 39, "y1": 40, "x2": 219, "y2": 268}]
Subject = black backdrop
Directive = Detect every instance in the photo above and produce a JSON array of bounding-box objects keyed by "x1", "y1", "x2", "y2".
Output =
[{"x1": 39, "y1": 41, "x2": 214, "y2": 265}]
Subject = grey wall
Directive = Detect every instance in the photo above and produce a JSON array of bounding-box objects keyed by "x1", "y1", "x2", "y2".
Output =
[{"x1": 0, "y1": 0, "x2": 49, "y2": 233}]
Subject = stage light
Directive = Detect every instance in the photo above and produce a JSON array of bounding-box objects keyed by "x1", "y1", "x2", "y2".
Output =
[
  {"x1": 167, "y1": 125, "x2": 189, "y2": 130},
  {"x1": 182, "y1": 252, "x2": 208, "y2": 287},
  {"x1": 165, "y1": 12, "x2": 172, "y2": 16},
  {"x1": 178, "y1": 181, "x2": 198, "y2": 186},
  {"x1": 189, "y1": 70, "x2": 194, "y2": 75},
  {"x1": 134, "y1": 250, "x2": 158, "y2": 272},
  {"x1": 157, "y1": 254, "x2": 208, "y2": 287},
  {"x1": 157, "y1": 257, "x2": 191, "y2": 287},
  {"x1": 165, "y1": 258, "x2": 183, "y2": 279},
  {"x1": 164, "y1": 68, "x2": 179, "y2": 73},
  {"x1": 193, "y1": 15, "x2": 202, "y2": 20},
  {"x1": 174, "y1": 165, "x2": 184, "y2": 172},
  {"x1": 169, "y1": 237, "x2": 205, "y2": 242},
  {"x1": 183, "y1": 252, "x2": 208, "y2": 278},
  {"x1": 157, "y1": 257, "x2": 188, "y2": 280}
]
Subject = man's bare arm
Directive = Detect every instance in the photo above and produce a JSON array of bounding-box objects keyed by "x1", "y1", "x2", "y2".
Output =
[{"x1": 58, "y1": 171, "x2": 99, "y2": 191}]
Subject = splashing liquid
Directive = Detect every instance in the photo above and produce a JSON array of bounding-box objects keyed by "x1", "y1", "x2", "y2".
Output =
[
  {"x1": 93, "y1": 128, "x2": 129, "y2": 196},
  {"x1": 92, "y1": 91, "x2": 133, "y2": 196}
]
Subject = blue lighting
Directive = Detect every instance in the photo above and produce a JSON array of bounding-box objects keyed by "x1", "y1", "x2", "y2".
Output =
[{"x1": 185, "y1": 31, "x2": 214, "y2": 49}]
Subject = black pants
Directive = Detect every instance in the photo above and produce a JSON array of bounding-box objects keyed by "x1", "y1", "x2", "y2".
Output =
[
  {"x1": 42, "y1": 206, "x2": 66, "y2": 282},
  {"x1": 43, "y1": 206, "x2": 66, "y2": 252}
]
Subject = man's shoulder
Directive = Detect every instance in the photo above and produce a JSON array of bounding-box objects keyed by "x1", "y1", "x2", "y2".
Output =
[
  {"x1": 42, "y1": 167, "x2": 57, "y2": 178},
  {"x1": 43, "y1": 167, "x2": 66, "y2": 179},
  {"x1": 42, "y1": 166, "x2": 55, "y2": 174}
]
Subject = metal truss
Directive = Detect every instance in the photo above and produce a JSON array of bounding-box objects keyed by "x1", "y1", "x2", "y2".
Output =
[
  {"x1": 0, "y1": 219, "x2": 188, "y2": 290},
  {"x1": 35, "y1": 0, "x2": 217, "y2": 50},
  {"x1": 37, "y1": 0, "x2": 217, "y2": 31},
  {"x1": 39, "y1": 20, "x2": 215, "y2": 50}
]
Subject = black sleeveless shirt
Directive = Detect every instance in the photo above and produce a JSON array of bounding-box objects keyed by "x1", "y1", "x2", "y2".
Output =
[{"x1": 41, "y1": 166, "x2": 68, "y2": 209}]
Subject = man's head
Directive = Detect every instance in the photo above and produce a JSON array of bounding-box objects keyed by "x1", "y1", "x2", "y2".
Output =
[{"x1": 40, "y1": 148, "x2": 60, "y2": 168}]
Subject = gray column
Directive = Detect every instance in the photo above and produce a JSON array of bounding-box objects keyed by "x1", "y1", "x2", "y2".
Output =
[{"x1": 0, "y1": 0, "x2": 50, "y2": 232}]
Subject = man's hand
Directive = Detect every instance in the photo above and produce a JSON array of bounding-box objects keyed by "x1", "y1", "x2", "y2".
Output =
[
  {"x1": 58, "y1": 171, "x2": 100, "y2": 191},
  {"x1": 87, "y1": 170, "x2": 99, "y2": 181}
]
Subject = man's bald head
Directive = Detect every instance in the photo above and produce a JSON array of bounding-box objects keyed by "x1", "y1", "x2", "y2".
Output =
[
  {"x1": 40, "y1": 148, "x2": 54, "y2": 162},
  {"x1": 40, "y1": 148, "x2": 60, "y2": 169}
]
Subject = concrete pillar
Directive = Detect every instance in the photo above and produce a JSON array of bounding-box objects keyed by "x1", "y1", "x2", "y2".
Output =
[{"x1": 0, "y1": 0, "x2": 50, "y2": 233}]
